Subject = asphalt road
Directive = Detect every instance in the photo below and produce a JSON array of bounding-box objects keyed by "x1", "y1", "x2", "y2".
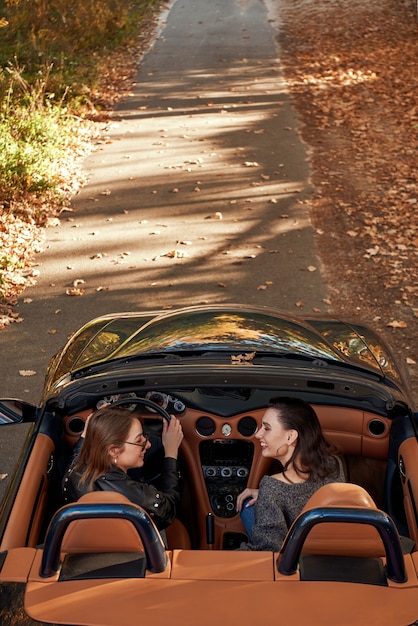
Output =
[{"x1": 1, "y1": 0, "x2": 328, "y2": 403}]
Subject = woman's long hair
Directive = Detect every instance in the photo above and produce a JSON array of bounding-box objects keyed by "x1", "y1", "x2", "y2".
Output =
[
  {"x1": 268, "y1": 396, "x2": 340, "y2": 481},
  {"x1": 75, "y1": 407, "x2": 142, "y2": 488}
]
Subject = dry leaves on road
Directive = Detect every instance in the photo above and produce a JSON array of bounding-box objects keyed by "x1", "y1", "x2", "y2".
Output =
[{"x1": 278, "y1": 0, "x2": 418, "y2": 398}]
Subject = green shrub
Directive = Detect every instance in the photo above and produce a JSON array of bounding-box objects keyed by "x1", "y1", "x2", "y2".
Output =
[{"x1": 0, "y1": 0, "x2": 160, "y2": 203}]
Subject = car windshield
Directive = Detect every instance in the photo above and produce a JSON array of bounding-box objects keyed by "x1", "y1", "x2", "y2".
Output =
[{"x1": 86, "y1": 311, "x2": 341, "y2": 364}]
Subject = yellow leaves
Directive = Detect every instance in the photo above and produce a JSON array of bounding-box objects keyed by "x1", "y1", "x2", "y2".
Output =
[
  {"x1": 386, "y1": 320, "x2": 408, "y2": 329},
  {"x1": 66, "y1": 278, "x2": 85, "y2": 296},
  {"x1": 231, "y1": 352, "x2": 256, "y2": 365},
  {"x1": 0, "y1": 311, "x2": 22, "y2": 329},
  {"x1": 163, "y1": 249, "x2": 189, "y2": 259},
  {"x1": 66, "y1": 287, "x2": 85, "y2": 296},
  {"x1": 257, "y1": 281, "x2": 274, "y2": 291}
]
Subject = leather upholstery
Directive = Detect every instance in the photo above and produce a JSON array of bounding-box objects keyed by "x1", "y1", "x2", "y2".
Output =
[{"x1": 299, "y1": 482, "x2": 386, "y2": 557}]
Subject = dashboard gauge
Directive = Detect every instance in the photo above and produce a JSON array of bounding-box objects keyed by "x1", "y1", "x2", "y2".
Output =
[
  {"x1": 173, "y1": 399, "x2": 186, "y2": 413},
  {"x1": 97, "y1": 393, "x2": 138, "y2": 410},
  {"x1": 221, "y1": 423, "x2": 232, "y2": 437},
  {"x1": 145, "y1": 391, "x2": 169, "y2": 410}
]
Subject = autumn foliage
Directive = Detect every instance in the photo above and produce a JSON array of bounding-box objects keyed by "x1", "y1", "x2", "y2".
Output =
[
  {"x1": 0, "y1": 0, "x2": 161, "y2": 310},
  {"x1": 1, "y1": 0, "x2": 157, "y2": 55}
]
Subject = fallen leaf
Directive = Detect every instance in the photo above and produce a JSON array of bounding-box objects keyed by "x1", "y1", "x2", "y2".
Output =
[
  {"x1": 205, "y1": 212, "x2": 223, "y2": 220},
  {"x1": 386, "y1": 320, "x2": 407, "y2": 328},
  {"x1": 406, "y1": 357, "x2": 416, "y2": 365},
  {"x1": 307, "y1": 266, "x2": 317, "y2": 272},
  {"x1": 231, "y1": 352, "x2": 256, "y2": 364},
  {"x1": 19, "y1": 370, "x2": 37, "y2": 376},
  {"x1": 163, "y1": 249, "x2": 189, "y2": 258},
  {"x1": 0, "y1": 474, "x2": 8, "y2": 480},
  {"x1": 66, "y1": 288, "x2": 85, "y2": 296}
]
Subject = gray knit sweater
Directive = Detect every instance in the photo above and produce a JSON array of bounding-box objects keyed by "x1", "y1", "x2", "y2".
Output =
[{"x1": 239, "y1": 459, "x2": 345, "y2": 552}]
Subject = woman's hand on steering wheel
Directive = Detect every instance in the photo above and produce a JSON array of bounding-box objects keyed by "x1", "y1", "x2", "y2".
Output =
[{"x1": 162, "y1": 416, "x2": 184, "y2": 460}]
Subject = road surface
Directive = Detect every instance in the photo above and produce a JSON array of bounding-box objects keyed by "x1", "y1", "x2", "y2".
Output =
[{"x1": 1, "y1": 0, "x2": 327, "y2": 402}]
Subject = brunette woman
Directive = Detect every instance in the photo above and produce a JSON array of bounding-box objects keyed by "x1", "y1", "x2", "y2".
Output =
[
  {"x1": 236, "y1": 396, "x2": 345, "y2": 551},
  {"x1": 63, "y1": 405, "x2": 183, "y2": 530}
]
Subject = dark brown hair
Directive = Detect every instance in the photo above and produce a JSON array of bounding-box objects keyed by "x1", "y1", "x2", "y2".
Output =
[{"x1": 268, "y1": 396, "x2": 340, "y2": 481}]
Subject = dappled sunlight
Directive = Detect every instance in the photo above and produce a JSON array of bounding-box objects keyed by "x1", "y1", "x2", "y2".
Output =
[
  {"x1": 54, "y1": 41, "x2": 315, "y2": 310},
  {"x1": 61, "y1": 46, "x2": 314, "y2": 308},
  {"x1": 292, "y1": 67, "x2": 378, "y2": 89},
  {"x1": 0, "y1": 0, "x2": 328, "y2": 401}
]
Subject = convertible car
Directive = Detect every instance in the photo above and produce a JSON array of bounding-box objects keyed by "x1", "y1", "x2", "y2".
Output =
[{"x1": 1, "y1": 304, "x2": 418, "y2": 625}]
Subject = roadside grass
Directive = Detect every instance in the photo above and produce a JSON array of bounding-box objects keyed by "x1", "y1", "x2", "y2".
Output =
[{"x1": 0, "y1": 0, "x2": 161, "y2": 307}]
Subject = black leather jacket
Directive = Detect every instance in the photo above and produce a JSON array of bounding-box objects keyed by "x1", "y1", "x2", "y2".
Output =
[{"x1": 62, "y1": 439, "x2": 181, "y2": 530}]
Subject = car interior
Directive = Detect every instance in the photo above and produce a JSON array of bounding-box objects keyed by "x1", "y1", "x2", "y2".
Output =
[{"x1": 1, "y1": 388, "x2": 418, "y2": 595}]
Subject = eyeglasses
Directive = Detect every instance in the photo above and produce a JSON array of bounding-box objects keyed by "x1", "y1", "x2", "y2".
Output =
[{"x1": 123, "y1": 432, "x2": 150, "y2": 450}]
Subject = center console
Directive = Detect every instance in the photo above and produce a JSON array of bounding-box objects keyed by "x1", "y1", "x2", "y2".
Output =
[{"x1": 200, "y1": 439, "x2": 254, "y2": 518}]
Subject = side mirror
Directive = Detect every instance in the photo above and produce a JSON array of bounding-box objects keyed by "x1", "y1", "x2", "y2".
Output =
[{"x1": 0, "y1": 400, "x2": 37, "y2": 424}]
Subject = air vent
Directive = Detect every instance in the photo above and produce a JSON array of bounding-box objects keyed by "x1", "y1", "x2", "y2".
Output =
[
  {"x1": 196, "y1": 416, "x2": 216, "y2": 437},
  {"x1": 66, "y1": 416, "x2": 85, "y2": 435},
  {"x1": 368, "y1": 419, "x2": 387, "y2": 437},
  {"x1": 238, "y1": 416, "x2": 258, "y2": 437}
]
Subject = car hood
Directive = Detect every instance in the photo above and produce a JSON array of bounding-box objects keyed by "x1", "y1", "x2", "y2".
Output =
[{"x1": 45, "y1": 305, "x2": 404, "y2": 393}]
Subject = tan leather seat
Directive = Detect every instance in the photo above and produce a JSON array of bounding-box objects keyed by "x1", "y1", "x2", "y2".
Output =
[
  {"x1": 61, "y1": 491, "x2": 191, "y2": 553},
  {"x1": 61, "y1": 492, "x2": 147, "y2": 553},
  {"x1": 165, "y1": 518, "x2": 192, "y2": 549},
  {"x1": 299, "y1": 482, "x2": 385, "y2": 557}
]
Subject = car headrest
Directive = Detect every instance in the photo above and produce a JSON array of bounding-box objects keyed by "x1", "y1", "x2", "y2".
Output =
[{"x1": 299, "y1": 482, "x2": 385, "y2": 558}]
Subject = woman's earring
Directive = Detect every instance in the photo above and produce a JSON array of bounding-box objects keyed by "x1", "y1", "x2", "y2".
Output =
[{"x1": 113, "y1": 456, "x2": 118, "y2": 465}]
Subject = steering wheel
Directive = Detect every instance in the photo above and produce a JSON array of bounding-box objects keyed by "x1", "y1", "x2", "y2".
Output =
[
  {"x1": 108, "y1": 396, "x2": 171, "y2": 482},
  {"x1": 109, "y1": 397, "x2": 171, "y2": 422}
]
